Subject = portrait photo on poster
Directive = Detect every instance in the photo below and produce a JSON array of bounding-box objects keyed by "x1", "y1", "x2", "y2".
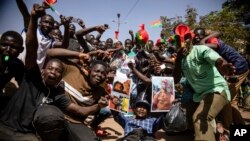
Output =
[
  {"x1": 151, "y1": 76, "x2": 175, "y2": 112},
  {"x1": 109, "y1": 76, "x2": 132, "y2": 113}
]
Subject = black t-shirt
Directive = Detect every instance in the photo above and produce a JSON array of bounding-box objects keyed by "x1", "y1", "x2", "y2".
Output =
[
  {"x1": 0, "y1": 57, "x2": 24, "y2": 91},
  {"x1": 0, "y1": 57, "x2": 24, "y2": 111},
  {"x1": 0, "y1": 65, "x2": 70, "y2": 133},
  {"x1": 67, "y1": 38, "x2": 81, "y2": 52}
]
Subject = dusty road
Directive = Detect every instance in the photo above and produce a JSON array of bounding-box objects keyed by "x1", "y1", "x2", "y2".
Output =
[{"x1": 100, "y1": 117, "x2": 194, "y2": 141}]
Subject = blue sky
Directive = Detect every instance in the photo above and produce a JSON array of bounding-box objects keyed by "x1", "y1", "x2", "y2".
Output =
[{"x1": 0, "y1": 0, "x2": 226, "y2": 43}]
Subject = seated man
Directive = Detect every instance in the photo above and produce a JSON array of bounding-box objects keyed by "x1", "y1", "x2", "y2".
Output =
[
  {"x1": 47, "y1": 48, "x2": 111, "y2": 138},
  {"x1": 0, "y1": 31, "x2": 24, "y2": 111},
  {"x1": 0, "y1": 4, "x2": 106, "y2": 141},
  {"x1": 111, "y1": 100, "x2": 163, "y2": 141}
]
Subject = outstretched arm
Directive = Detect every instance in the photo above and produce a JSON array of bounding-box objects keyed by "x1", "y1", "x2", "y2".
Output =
[
  {"x1": 128, "y1": 61, "x2": 151, "y2": 84},
  {"x1": 129, "y1": 30, "x2": 135, "y2": 47},
  {"x1": 76, "y1": 25, "x2": 107, "y2": 53},
  {"x1": 96, "y1": 24, "x2": 107, "y2": 42},
  {"x1": 47, "y1": 48, "x2": 90, "y2": 62},
  {"x1": 200, "y1": 31, "x2": 221, "y2": 49},
  {"x1": 25, "y1": 4, "x2": 45, "y2": 69},
  {"x1": 153, "y1": 51, "x2": 175, "y2": 64},
  {"x1": 53, "y1": 16, "x2": 71, "y2": 48},
  {"x1": 215, "y1": 57, "x2": 235, "y2": 76}
]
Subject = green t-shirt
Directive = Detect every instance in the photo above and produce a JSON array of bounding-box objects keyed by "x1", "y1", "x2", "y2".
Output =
[
  {"x1": 181, "y1": 45, "x2": 231, "y2": 102},
  {"x1": 127, "y1": 47, "x2": 136, "y2": 57}
]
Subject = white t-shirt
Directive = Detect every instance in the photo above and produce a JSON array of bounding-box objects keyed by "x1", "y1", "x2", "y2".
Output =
[{"x1": 18, "y1": 28, "x2": 54, "y2": 70}]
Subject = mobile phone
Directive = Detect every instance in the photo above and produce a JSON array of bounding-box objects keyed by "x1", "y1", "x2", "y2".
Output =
[{"x1": 160, "y1": 64, "x2": 166, "y2": 70}]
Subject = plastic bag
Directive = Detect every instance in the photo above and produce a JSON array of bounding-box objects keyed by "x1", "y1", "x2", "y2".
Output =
[{"x1": 163, "y1": 103, "x2": 187, "y2": 134}]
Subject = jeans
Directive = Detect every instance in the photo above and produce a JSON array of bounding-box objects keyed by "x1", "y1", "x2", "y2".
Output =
[
  {"x1": 33, "y1": 105, "x2": 66, "y2": 141},
  {"x1": 0, "y1": 123, "x2": 39, "y2": 141}
]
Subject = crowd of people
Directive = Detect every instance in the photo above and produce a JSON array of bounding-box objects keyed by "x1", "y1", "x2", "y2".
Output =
[{"x1": 0, "y1": 1, "x2": 250, "y2": 141}]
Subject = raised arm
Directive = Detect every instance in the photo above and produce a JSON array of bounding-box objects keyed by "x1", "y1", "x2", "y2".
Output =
[
  {"x1": 200, "y1": 31, "x2": 221, "y2": 49},
  {"x1": 96, "y1": 24, "x2": 108, "y2": 42},
  {"x1": 25, "y1": 4, "x2": 45, "y2": 69},
  {"x1": 47, "y1": 48, "x2": 90, "y2": 61},
  {"x1": 76, "y1": 25, "x2": 107, "y2": 53},
  {"x1": 53, "y1": 16, "x2": 71, "y2": 48},
  {"x1": 173, "y1": 48, "x2": 186, "y2": 84},
  {"x1": 16, "y1": 0, "x2": 30, "y2": 30},
  {"x1": 129, "y1": 30, "x2": 135, "y2": 47},
  {"x1": 128, "y1": 61, "x2": 151, "y2": 84}
]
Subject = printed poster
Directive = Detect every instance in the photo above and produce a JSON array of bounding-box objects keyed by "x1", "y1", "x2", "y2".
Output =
[
  {"x1": 109, "y1": 76, "x2": 132, "y2": 113},
  {"x1": 151, "y1": 76, "x2": 175, "y2": 112}
]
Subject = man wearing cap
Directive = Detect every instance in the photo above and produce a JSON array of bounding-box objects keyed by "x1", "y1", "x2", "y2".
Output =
[{"x1": 111, "y1": 99, "x2": 163, "y2": 141}]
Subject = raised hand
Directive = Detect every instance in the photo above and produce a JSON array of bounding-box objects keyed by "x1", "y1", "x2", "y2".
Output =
[
  {"x1": 176, "y1": 47, "x2": 189, "y2": 59},
  {"x1": 96, "y1": 25, "x2": 108, "y2": 33},
  {"x1": 129, "y1": 30, "x2": 133, "y2": 35},
  {"x1": 127, "y1": 61, "x2": 134, "y2": 70},
  {"x1": 60, "y1": 16, "x2": 72, "y2": 27},
  {"x1": 77, "y1": 19, "x2": 85, "y2": 28},
  {"x1": 31, "y1": 3, "x2": 45, "y2": 18}
]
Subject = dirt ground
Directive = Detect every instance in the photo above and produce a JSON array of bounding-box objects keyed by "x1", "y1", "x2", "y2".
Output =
[
  {"x1": 99, "y1": 117, "x2": 195, "y2": 141},
  {"x1": 99, "y1": 107, "x2": 250, "y2": 141}
]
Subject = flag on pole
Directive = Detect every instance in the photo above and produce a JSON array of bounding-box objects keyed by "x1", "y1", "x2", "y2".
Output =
[
  {"x1": 45, "y1": 0, "x2": 57, "y2": 5},
  {"x1": 44, "y1": 0, "x2": 60, "y2": 16},
  {"x1": 150, "y1": 19, "x2": 162, "y2": 28}
]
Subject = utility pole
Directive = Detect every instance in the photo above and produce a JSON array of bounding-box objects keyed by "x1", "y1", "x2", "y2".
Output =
[
  {"x1": 112, "y1": 13, "x2": 126, "y2": 39},
  {"x1": 117, "y1": 13, "x2": 121, "y2": 32}
]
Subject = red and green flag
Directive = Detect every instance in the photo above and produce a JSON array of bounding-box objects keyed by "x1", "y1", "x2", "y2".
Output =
[
  {"x1": 44, "y1": 0, "x2": 57, "y2": 5},
  {"x1": 44, "y1": 0, "x2": 60, "y2": 16},
  {"x1": 150, "y1": 19, "x2": 162, "y2": 28},
  {"x1": 135, "y1": 24, "x2": 149, "y2": 45}
]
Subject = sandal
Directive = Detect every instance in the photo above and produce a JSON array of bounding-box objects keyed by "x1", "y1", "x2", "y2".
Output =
[
  {"x1": 95, "y1": 128, "x2": 110, "y2": 137},
  {"x1": 216, "y1": 123, "x2": 230, "y2": 141},
  {"x1": 219, "y1": 133, "x2": 229, "y2": 141}
]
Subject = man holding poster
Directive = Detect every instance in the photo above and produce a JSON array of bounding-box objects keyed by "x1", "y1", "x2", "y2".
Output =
[{"x1": 109, "y1": 76, "x2": 132, "y2": 113}]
